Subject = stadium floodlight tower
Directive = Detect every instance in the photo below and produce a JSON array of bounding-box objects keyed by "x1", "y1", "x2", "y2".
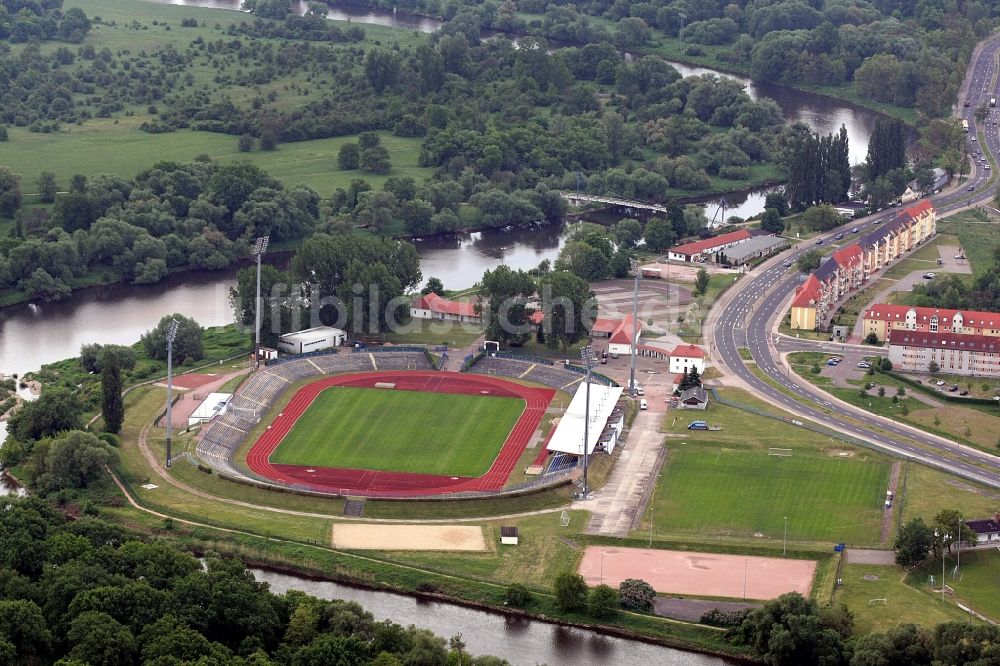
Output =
[
  {"x1": 579, "y1": 345, "x2": 597, "y2": 499},
  {"x1": 165, "y1": 318, "x2": 180, "y2": 469},
  {"x1": 252, "y1": 236, "x2": 270, "y2": 370},
  {"x1": 628, "y1": 258, "x2": 642, "y2": 396}
]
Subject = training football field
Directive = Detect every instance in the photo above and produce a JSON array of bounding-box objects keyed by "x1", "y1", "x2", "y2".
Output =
[
  {"x1": 650, "y1": 447, "x2": 890, "y2": 545},
  {"x1": 269, "y1": 387, "x2": 525, "y2": 477}
]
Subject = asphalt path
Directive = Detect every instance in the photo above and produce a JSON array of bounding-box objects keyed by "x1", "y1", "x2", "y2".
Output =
[{"x1": 709, "y1": 36, "x2": 1000, "y2": 489}]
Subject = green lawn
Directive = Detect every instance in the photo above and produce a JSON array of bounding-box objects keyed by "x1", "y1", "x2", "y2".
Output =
[
  {"x1": 270, "y1": 387, "x2": 525, "y2": 476},
  {"x1": 906, "y1": 549, "x2": 1000, "y2": 624},
  {"x1": 650, "y1": 446, "x2": 888, "y2": 545},
  {"x1": 1, "y1": 123, "x2": 429, "y2": 200},
  {"x1": 936, "y1": 214, "x2": 1000, "y2": 278},
  {"x1": 650, "y1": 394, "x2": 891, "y2": 546},
  {"x1": 835, "y1": 563, "x2": 971, "y2": 634}
]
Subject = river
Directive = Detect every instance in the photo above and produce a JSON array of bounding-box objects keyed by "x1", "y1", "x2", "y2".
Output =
[
  {"x1": 0, "y1": 2, "x2": 883, "y2": 374},
  {"x1": 251, "y1": 568, "x2": 736, "y2": 666}
]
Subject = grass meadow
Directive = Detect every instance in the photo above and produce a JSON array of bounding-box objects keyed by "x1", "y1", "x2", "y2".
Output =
[
  {"x1": 906, "y1": 548, "x2": 1000, "y2": 622},
  {"x1": 270, "y1": 387, "x2": 525, "y2": 476},
  {"x1": 0, "y1": 0, "x2": 433, "y2": 197},
  {"x1": 648, "y1": 391, "x2": 891, "y2": 546}
]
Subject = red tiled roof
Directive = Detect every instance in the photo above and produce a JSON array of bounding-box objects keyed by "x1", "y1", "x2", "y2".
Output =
[
  {"x1": 906, "y1": 199, "x2": 933, "y2": 217},
  {"x1": 608, "y1": 314, "x2": 638, "y2": 345},
  {"x1": 864, "y1": 304, "x2": 1000, "y2": 329},
  {"x1": 671, "y1": 344, "x2": 705, "y2": 359},
  {"x1": 591, "y1": 317, "x2": 621, "y2": 334},
  {"x1": 791, "y1": 274, "x2": 823, "y2": 309},
  {"x1": 831, "y1": 244, "x2": 862, "y2": 268},
  {"x1": 670, "y1": 230, "x2": 751, "y2": 257},
  {"x1": 413, "y1": 292, "x2": 478, "y2": 317},
  {"x1": 888, "y1": 329, "x2": 1000, "y2": 352}
]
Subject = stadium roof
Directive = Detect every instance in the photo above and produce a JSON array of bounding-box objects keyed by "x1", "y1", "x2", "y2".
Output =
[
  {"x1": 669, "y1": 229, "x2": 751, "y2": 258},
  {"x1": 546, "y1": 382, "x2": 624, "y2": 456}
]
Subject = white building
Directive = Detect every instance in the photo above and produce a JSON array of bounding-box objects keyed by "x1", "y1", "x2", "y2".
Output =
[
  {"x1": 966, "y1": 515, "x2": 1000, "y2": 544},
  {"x1": 188, "y1": 392, "x2": 232, "y2": 427},
  {"x1": 410, "y1": 292, "x2": 482, "y2": 323},
  {"x1": 546, "y1": 383, "x2": 625, "y2": 456},
  {"x1": 278, "y1": 326, "x2": 346, "y2": 354},
  {"x1": 669, "y1": 344, "x2": 706, "y2": 375}
]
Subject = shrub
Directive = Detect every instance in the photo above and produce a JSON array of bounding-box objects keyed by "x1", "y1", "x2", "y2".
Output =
[
  {"x1": 504, "y1": 584, "x2": 531, "y2": 607},
  {"x1": 587, "y1": 584, "x2": 618, "y2": 618},
  {"x1": 618, "y1": 578, "x2": 655, "y2": 611},
  {"x1": 553, "y1": 573, "x2": 587, "y2": 612},
  {"x1": 700, "y1": 607, "x2": 752, "y2": 627}
]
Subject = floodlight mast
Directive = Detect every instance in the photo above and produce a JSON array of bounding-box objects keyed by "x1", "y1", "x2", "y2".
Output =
[
  {"x1": 580, "y1": 346, "x2": 596, "y2": 498},
  {"x1": 253, "y1": 236, "x2": 270, "y2": 370},
  {"x1": 165, "y1": 318, "x2": 180, "y2": 468},
  {"x1": 629, "y1": 258, "x2": 642, "y2": 396}
]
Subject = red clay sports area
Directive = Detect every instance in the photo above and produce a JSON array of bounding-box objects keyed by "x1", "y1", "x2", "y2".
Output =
[{"x1": 245, "y1": 371, "x2": 555, "y2": 497}]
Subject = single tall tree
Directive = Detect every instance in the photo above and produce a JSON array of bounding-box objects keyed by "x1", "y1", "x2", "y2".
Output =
[{"x1": 100, "y1": 349, "x2": 125, "y2": 434}]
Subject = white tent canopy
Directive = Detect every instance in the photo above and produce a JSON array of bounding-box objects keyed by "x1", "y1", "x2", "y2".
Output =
[{"x1": 546, "y1": 382, "x2": 624, "y2": 456}]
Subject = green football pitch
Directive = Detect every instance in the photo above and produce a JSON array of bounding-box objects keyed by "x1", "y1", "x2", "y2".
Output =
[
  {"x1": 269, "y1": 387, "x2": 526, "y2": 477},
  {"x1": 650, "y1": 447, "x2": 890, "y2": 545}
]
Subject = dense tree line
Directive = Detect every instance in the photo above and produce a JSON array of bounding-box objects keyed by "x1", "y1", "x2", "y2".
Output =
[
  {"x1": 0, "y1": 495, "x2": 512, "y2": 665},
  {"x1": 0, "y1": 0, "x2": 91, "y2": 44},
  {"x1": 0, "y1": 160, "x2": 320, "y2": 302},
  {"x1": 336, "y1": 0, "x2": 997, "y2": 118},
  {"x1": 784, "y1": 125, "x2": 851, "y2": 209},
  {"x1": 730, "y1": 590, "x2": 1000, "y2": 666}
]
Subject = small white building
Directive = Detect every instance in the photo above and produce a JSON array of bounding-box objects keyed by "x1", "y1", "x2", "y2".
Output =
[
  {"x1": 410, "y1": 292, "x2": 482, "y2": 323},
  {"x1": 500, "y1": 526, "x2": 519, "y2": 545},
  {"x1": 966, "y1": 515, "x2": 1000, "y2": 544},
  {"x1": 606, "y1": 314, "x2": 640, "y2": 357},
  {"x1": 278, "y1": 326, "x2": 346, "y2": 355},
  {"x1": 188, "y1": 392, "x2": 232, "y2": 427},
  {"x1": 669, "y1": 344, "x2": 706, "y2": 375}
]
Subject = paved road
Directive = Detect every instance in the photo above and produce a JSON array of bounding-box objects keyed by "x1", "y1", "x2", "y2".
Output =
[{"x1": 708, "y1": 35, "x2": 1000, "y2": 490}]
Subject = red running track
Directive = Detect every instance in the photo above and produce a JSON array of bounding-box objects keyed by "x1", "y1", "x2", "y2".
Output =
[{"x1": 244, "y1": 371, "x2": 555, "y2": 497}]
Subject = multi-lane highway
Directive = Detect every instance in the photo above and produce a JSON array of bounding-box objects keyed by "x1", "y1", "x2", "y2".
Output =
[{"x1": 708, "y1": 36, "x2": 1000, "y2": 489}]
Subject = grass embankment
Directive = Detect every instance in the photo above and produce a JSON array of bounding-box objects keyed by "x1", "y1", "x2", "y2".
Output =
[
  {"x1": 272, "y1": 387, "x2": 524, "y2": 476},
  {"x1": 906, "y1": 549, "x2": 1000, "y2": 622},
  {"x1": 647, "y1": 390, "x2": 890, "y2": 547},
  {"x1": 383, "y1": 319, "x2": 484, "y2": 348},
  {"x1": 788, "y1": 352, "x2": 1000, "y2": 455}
]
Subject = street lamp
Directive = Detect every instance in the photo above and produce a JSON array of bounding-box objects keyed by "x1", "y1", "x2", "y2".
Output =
[
  {"x1": 580, "y1": 345, "x2": 596, "y2": 498},
  {"x1": 629, "y1": 258, "x2": 642, "y2": 396},
  {"x1": 165, "y1": 318, "x2": 179, "y2": 469},
  {"x1": 783, "y1": 516, "x2": 788, "y2": 556},
  {"x1": 252, "y1": 236, "x2": 270, "y2": 370}
]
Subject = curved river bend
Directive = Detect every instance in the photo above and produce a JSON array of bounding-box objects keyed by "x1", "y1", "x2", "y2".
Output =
[{"x1": 0, "y1": 4, "x2": 883, "y2": 371}]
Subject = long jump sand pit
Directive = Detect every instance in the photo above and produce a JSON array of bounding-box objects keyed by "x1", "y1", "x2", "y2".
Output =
[
  {"x1": 579, "y1": 547, "x2": 815, "y2": 600},
  {"x1": 331, "y1": 524, "x2": 487, "y2": 551}
]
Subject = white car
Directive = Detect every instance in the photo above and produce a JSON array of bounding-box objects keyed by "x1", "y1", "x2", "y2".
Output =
[
  {"x1": 936, "y1": 380, "x2": 946, "y2": 386},
  {"x1": 857, "y1": 361, "x2": 871, "y2": 369}
]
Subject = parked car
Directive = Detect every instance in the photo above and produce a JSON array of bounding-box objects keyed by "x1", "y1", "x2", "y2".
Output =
[
  {"x1": 935, "y1": 380, "x2": 946, "y2": 386},
  {"x1": 857, "y1": 361, "x2": 871, "y2": 368},
  {"x1": 955, "y1": 253, "x2": 966, "y2": 259},
  {"x1": 960, "y1": 390, "x2": 969, "y2": 396},
  {"x1": 949, "y1": 385, "x2": 959, "y2": 392},
  {"x1": 640, "y1": 399, "x2": 648, "y2": 410},
  {"x1": 687, "y1": 421, "x2": 709, "y2": 430},
  {"x1": 831, "y1": 356, "x2": 842, "y2": 362},
  {"x1": 969, "y1": 185, "x2": 976, "y2": 191},
  {"x1": 923, "y1": 272, "x2": 936, "y2": 279}
]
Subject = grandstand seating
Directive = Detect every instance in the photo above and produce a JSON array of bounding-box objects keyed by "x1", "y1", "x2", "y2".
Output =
[
  {"x1": 467, "y1": 355, "x2": 613, "y2": 391},
  {"x1": 195, "y1": 350, "x2": 432, "y2": 482}
]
